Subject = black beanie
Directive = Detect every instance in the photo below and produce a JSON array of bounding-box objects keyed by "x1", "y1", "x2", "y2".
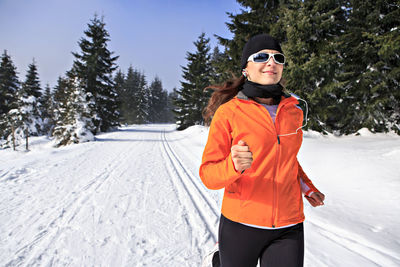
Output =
[{"x1": 241, "y1": 34, "x2": 283, "y2": 69}]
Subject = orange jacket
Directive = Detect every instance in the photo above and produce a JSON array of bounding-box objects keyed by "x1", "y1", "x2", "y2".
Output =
[{"x1": 199, "y1": 92, "x2": 319, "y2": 228}]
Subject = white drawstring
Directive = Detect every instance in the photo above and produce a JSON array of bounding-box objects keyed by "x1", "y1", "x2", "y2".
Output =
[{"x1": 278, "y1": 93, "x2": 308, "y2": 137}]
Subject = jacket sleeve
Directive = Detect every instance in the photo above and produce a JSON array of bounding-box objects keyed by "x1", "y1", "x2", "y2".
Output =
[
  {"x1": 297, "y1": 159, "x2": 320, "y2": 196},
  {"x1": 199, "y1": 106, "x2": 242, "y2": 190}
]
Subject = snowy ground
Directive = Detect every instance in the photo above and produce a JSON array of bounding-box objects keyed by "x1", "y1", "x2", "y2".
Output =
[{"x1": 0, "y1": 124, "x2": 399, "y2": 266}]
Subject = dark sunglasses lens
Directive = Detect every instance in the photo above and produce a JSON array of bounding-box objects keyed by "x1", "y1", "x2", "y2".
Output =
[
  {"x1": 253, "y1": 53, "x2": 270, "y2": 63},
  {"x1": 273, "y1": 54, "x2": 285, "y2": 64}
]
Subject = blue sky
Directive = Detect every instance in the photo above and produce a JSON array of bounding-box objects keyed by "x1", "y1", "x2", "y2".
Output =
[{"x1": 0, "y1": 0, "x2": 242, "y2": 91}]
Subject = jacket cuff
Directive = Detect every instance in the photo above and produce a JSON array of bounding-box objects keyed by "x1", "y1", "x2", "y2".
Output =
[{"x1": 305, "y1": 189, "x2": 314, "y2": 197}]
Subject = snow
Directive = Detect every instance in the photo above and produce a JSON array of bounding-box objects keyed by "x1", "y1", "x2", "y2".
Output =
[{"x1": 1, "y1": 124, "x2": 399, "y2": 266}]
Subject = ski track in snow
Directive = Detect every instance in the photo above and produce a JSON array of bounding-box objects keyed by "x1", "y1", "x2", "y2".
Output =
[
  {"x1": 1, "y1": 124, "x2": 399, "y2": 266},
  {"x1": 162, "y1": 129, "x2": 219, "y2": 220},
  {"x1": 161, "y1": 129, "x2": 219, "y2": 240}
]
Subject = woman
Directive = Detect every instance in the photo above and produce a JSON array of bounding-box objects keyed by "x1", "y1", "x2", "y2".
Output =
[{"x1": 199, "y1": 34, "x2": 325, "y2": 267}]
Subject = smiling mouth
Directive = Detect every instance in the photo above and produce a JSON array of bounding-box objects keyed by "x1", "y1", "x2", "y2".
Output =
[{"x1": 262, "y1": 71, "x2": 276, "y2": 74}]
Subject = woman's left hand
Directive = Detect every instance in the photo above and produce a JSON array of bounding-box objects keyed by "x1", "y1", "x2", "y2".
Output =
[{"x1": 305, "y1": 192, "x2": 325, "y2": 207}]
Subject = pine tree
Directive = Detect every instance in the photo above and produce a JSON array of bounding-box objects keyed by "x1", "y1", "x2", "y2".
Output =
[
  {"x1": 118, "y1": 66, "x2": 138, "y2": 124},
  {"x1": 52, "y1": 76, "x2": 70, "y2": 130},
  {"x1": 336, "y1": 0, "x2": 400, "y2": 134},
  {"x1": 40, "y1": 83, "x2": 55, "y2": 135},
  {"x1": 0, "y1": 50, "x2": 19, "y2": 115},
  {"x1": 135, "y1": 72, "x2": 149, "y2": 124},
  {"x1": 114, "y1": 69, "x2": 125, "y2": 96},
  {"x1": 23, "y1": 59, "x2": 42, "y2": 99},
  {"x1": 215, "y1": 0, "x2": 287, "y2": 76},
  {"x1": 282, "y1": 0, "x2": 348, "y2": 133},
  {"x1": 148, "y1": 76, "x2": 168, "y2": 123},
  {"x1": 52, "y1": 70, "x2": 95, "y2": 147},
  {"x1": 372, "y1": 0, "x2": 400, "y2": 133},
  {"x1": 114, "y1": 69, "x2": 126, "y2": 124},
  {"x1": 12, "y1": 60, "x2": 43, "y2": 146},
  {"x1": 0, "y1": 50, "x2": 19, "y2": 144},
  {"x1": 167, "y1": 89, "x2": 179, "y2": 123},
  {"x1": 361, "y1": 0, "x2": 400, "y2": 133},
  {"x1": 6, "y1": 88, "x2": 34, "y2": 150},
  {"x1": 159, "y1": 90, "x2": 169, "y2": 122},
  {"x1": 210, "y1": 46, "x2": 232, "y2": 85},
  {"x1": 174, "y1": 33, "x2": 213, "y2": 130},
  {"x1": 72, "y1": 14, "x2": 119, "y2": 133}
]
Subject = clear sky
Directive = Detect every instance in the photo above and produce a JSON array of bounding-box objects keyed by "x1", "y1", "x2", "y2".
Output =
[{"x1": 0, "y1": 0, "x2": 242, "y2": 92}]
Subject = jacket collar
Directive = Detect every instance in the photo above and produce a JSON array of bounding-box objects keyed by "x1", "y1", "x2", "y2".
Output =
[
  {"x1": 236, "y1": 90, "x2": 293, "y2": 102},
  {"x1": 236, "y1": 90, "x2": 249, "y2": 100}
]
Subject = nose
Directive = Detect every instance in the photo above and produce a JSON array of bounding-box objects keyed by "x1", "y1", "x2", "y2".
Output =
[{"x1": 266, "y1": 57, "x2": 276, "y2": 66}]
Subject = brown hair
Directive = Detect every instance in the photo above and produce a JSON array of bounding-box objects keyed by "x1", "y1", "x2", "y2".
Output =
[{"x1": 202, "y1": 75, "x2": 246, "y2": 126}]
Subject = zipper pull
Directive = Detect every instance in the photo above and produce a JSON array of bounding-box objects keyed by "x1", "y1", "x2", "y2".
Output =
[{"x1": 277, "y1": 135, "x2": 280, "y2": 144}]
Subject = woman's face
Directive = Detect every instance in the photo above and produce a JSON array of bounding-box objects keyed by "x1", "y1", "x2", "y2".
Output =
[{"x1": 244, "y1": 49, "x2": 284, "y2": 85}]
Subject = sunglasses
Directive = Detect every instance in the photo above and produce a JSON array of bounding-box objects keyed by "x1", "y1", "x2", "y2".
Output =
[{"x1": 247, "y1": 52, "x2": 286, "y2": 65}]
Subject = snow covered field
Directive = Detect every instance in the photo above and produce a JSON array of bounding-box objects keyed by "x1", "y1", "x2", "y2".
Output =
[{"x1": 1, "y1": 124, "x2": 399, "y2": 266}]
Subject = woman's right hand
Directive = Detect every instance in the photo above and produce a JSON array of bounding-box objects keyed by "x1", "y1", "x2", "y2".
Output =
[
  {"x1": 305, "y1": 192, "x2": 325, "y2": 207},
  {"x1": 231, "y1": 140, "x2": 253, "y2": 172}
]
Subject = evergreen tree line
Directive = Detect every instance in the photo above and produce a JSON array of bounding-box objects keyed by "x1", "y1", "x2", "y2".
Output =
[
  {"x1": 0, "y1": 15, "x2": 174, "y2": 149},
  {"x1": 114, "y1": 67, "x2": 175, "y2": 126},
  {"x1": 174, "y1": 0, "x2": 399, "y2": 134}
]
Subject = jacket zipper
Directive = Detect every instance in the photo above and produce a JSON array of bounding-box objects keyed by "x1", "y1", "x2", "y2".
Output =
[
  {"x1": 271, "y1": 102, "x2": 287, "y2": 228},
  {"x1": 255, "y1": 98, "x2": 294, "y2": 228},
  {"x1": 272, "y1": 133, "x2": 281, "y2": 228}
]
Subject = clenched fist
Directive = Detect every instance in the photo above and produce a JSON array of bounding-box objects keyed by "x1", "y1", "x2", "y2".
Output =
[
  {"x1": 231, "y1": 140, "x2": 253, "y2": 173},
  {"x1": 305, "y1": 192, "x2": 325, "y2": 207}
]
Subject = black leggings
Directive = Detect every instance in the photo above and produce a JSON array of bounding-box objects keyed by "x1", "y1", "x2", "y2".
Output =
[{"x1": 218, "y1": 215, "x2": 304, "y2": 267}]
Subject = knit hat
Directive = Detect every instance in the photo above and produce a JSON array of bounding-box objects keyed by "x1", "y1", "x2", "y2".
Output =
[{"x1": 241, "y1": 34, "x2": 283, "y2": 69}]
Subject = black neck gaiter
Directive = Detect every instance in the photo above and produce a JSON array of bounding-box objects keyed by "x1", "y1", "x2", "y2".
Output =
[{"x1": 241, "y1": 80, "x2": 283, "y2": 102}]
